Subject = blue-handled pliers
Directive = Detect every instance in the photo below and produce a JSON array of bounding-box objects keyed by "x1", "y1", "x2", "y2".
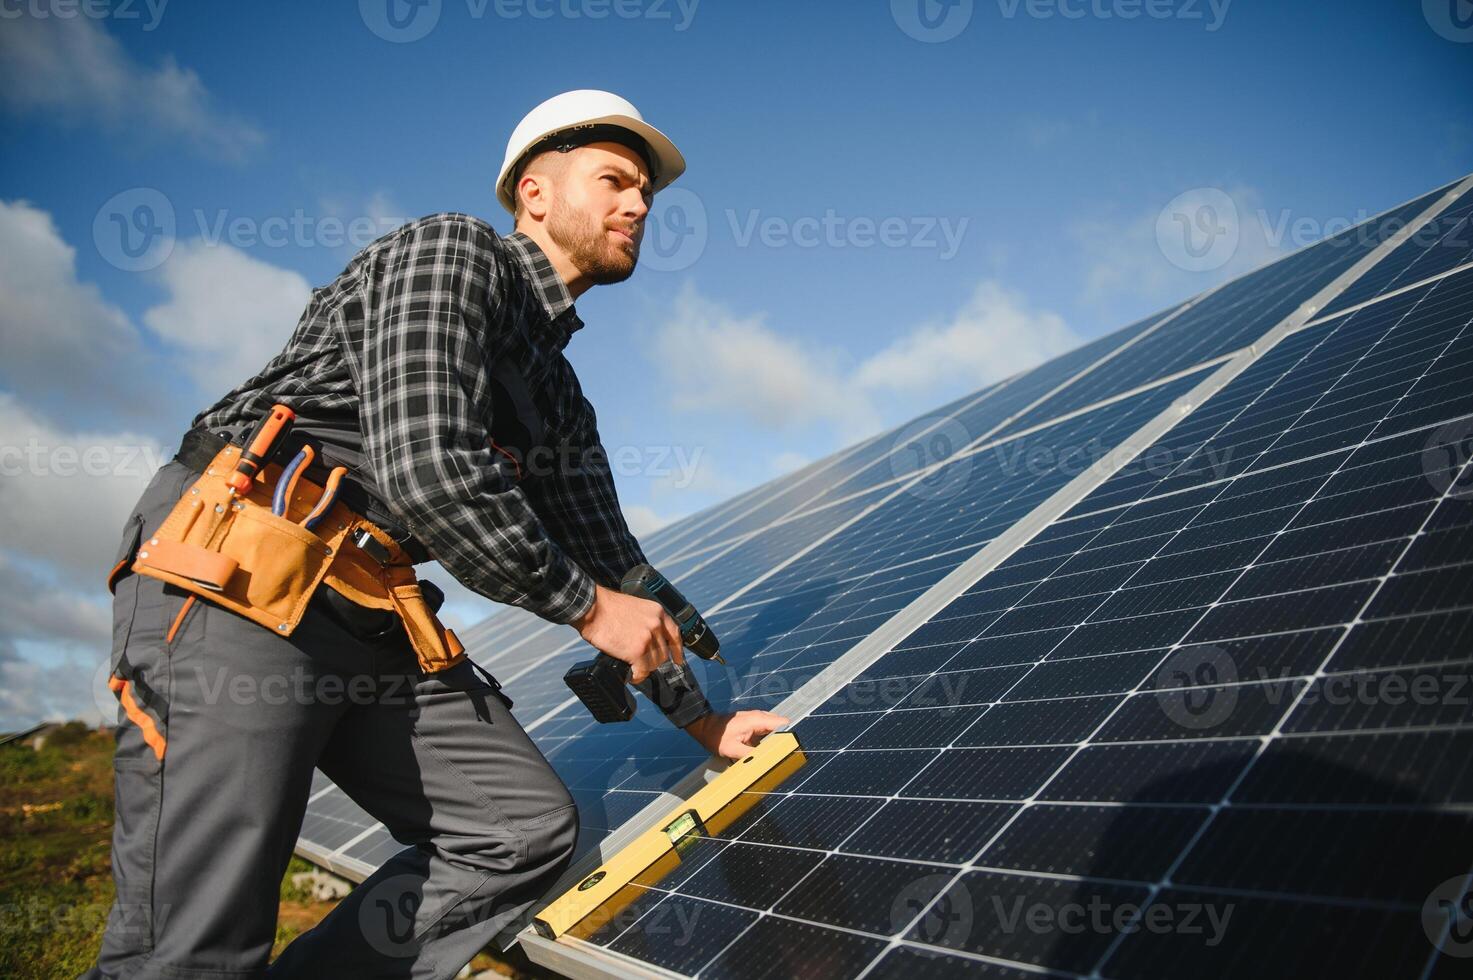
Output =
[{"x1": 273, "y1": 446, "x2": 347, "y2": 531}]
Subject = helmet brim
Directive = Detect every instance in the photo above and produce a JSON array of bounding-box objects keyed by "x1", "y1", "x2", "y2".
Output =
[{"x1": 496, "y1": 113, "x2": 685, "y2": 214}]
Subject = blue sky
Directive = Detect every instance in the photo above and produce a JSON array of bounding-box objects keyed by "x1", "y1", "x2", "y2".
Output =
[{"x1": 1, "y1": 0, "x2": 1469, "y2": 728}]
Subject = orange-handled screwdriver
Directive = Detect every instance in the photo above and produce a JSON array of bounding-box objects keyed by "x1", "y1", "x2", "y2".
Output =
[{"x1": 226, "y1": 404, "x2": 296, "y2": 496}]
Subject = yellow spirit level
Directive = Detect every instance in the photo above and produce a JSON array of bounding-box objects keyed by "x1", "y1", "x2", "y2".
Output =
[{"x1": 532, "y1": 732, "x2": 806, "y2": 939}]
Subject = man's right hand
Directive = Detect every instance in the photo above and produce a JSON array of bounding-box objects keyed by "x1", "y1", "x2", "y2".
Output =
[{"x1": 572, "y1": 584, "x2": 685, "y2": 684}]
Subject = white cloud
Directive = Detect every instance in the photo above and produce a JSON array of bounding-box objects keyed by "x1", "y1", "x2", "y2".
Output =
[
  {"x1": 770, "y1": 451, "x2": 810, "y2": 476},
  {"x1": 365, "y1": 190, "x2": 411, "y2": 233},
  {"x1": 1075, "y1": 184, "x2": 1287, "y2": 305},
  {"x1": 653, "y1": 280, "x2": 1078, "y2": 445},
  {"x1": 0, "y1": 203, "x2": 315, "y2": 729},
  {"x1": 854, "y1": 281, "x2": 1080, "y2": 394},
  {"x1": 143, "y1": 240, "x2": 312, "y2": 399},
  {"x1": 0, "y1": 401, "x2": 165, "y2": 731},
  {"x1": 0, "y1": 636, "x2": 112, "y2": 731},
  {"x1": 653, "y1": 284, "x2": 881, "y2": 441},
  {"x1": 0, "y1": 14, "x2": 264, "y2": 162},
  {"x1": 0, "y1": 393, "x2": 166, "y2": 592},
  {"x1": 317, "y1": 189, "x2": 416, "y2": 251},
  {"x1": 0, "y1": 199, "x2": 146, "y2": 410},
  {"x1": 622, "y1": 504, "x2": 682, "y2": 537}
]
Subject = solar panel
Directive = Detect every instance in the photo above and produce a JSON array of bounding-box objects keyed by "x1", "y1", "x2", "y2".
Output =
[
  {"x1": 293, "y1": 175, "x2": 1473, "y2": 976},
  {"x1": 1320, "y1": 182, "x2": 1473, "y2": 318}
]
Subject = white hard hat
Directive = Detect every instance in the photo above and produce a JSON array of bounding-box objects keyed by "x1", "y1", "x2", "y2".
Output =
[{"x1": 496, "y1": 89, "x2": 686, "y2": 215}]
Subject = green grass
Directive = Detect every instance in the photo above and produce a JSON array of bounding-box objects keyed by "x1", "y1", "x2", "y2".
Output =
[
  {"x1": 0, "y1": 726, "x2": 347, "y2": 977},
  {"x1": 0, "y1": 724, "x2": 118, "y2": 979},
  {"x1": 0, "y1": 723, "x2": 554, "y2": 978}
]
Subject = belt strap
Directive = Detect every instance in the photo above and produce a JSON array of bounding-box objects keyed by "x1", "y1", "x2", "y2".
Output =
[{"x1": 175, "y1": 427, "x2": 430, "y2": 564}]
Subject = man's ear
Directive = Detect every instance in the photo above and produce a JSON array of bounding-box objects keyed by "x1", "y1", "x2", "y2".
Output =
[{"x1": 517, "y1": 169, "x2": 554, "y2": 220}]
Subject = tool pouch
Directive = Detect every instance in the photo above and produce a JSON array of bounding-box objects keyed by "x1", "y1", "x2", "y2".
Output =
[
  {"x1": 131, "y1": 446, "x2": 350, "y2": 637},
  {"x1": 385, "y1": 565, "x2": 466, "y2": 673},
  {"x1": 319, "y1": 527, "x2": 466, "y2": 673},
  {"x1": 128, "y1": 444, "x2": 464, "y2": 672}
]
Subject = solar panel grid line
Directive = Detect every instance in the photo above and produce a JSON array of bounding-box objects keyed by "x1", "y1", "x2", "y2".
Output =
[
  {"x1": 334, "y1": 819, "x2": 388, "y2": 856},
  {"x1": 649, "y1": 436, "x2": 882, "y2": 561},
  {"x1": 697, "y1": 305, "x2": 1223, "y2": 549},
  {"x1": 647, "y1": 388, "x2": 1020, "y2": 568},
  {"x1": 460, "y1": 614, "x2": 563, "y2": 673},
  {"x1": 1421, "y1": 868, "x2": 1473, "y2": 980},
  {"x1": 758, "y1": 352, "x2": 1239, "y2": 535},
  {"x1": 469, "y1": 186, "x2": 1461, "y2": 722},
  {"x1": 1321, "y1": 178, "x2": 1473, "y2": 319},
  {"x1": 306, "y1": 783, "x2": 337, "y2": 803},
  {"x1": 293, "y1": 835, "x2": 376, "y2": 884},
  {"x1": 512, "y1": 187, "x2": 1467, "y2": 972},
  {"x1": 671, "y1": 372, "x2": 1207, "y2": 634},
  {"x1": 520, "y1": 374, "x2": 1206, "y2": 737},
  {"x1": 466, "y1": 495, "x2": 899, "y2": 730},
  {"x1": 512, "y1": 186, "x2": 1470, "y2": 974},
  {"x1": 586, "y1": 814, "x2": 1438, "y2": 915},
  {"x1": 849, "y1": 285, "x2": 1473, "y2": 976},
  {"x1": 565, "y1": 819, "x2": 1057, "y2": 976},
  {"x1": 450, "y1": 465, "x2": 854, "y2": 680},
  {"x1": 1297, "y1": 257, "x2": 1473, "y2": 335},
  {"x1": 1086, "y1": 427, "x2": 1473, "y2": 980},
  {"x1": 1001, "y1": 182, "x2": 1473, "y2": 440},
  {"x1": 475, "y1": 418, "x2": 1013, "y2": 733},
  {"x1": 686, "y1": 177, "x2": 1461, "y2": 551},
  {"x1": 511, "y1": 494, "x2": 906, "y2": 733},
  {"x1": 637, "y1": 444, "x2": 863, "y2": 558},
  {"x1": 696, "y1": 378, "x2": 1207, "y2": 617},
  {"x1": 507, "y1": 377, "x2": 1218, "y2": 932},
  {"x1": 653, "y1": 385, "x2": 1015, "y2": 563},
  {"x1": 518, "y1": 929, "x2": 683, "y2": 980},
  {"x1": 763, "y1": 279, "x2": 1397, "y2": 729},
  {"x1": 648, "y1": 302, "x2": 1205, "y2": 568}
]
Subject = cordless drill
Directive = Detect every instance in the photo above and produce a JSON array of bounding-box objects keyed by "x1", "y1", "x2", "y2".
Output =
[{"x1": 563, "y1": 565, "x2": 724, "y2": 723}]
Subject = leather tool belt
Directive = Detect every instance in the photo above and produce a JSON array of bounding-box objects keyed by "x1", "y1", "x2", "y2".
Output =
[{"x1": 113, "y1": 433, "x2": 465, "y2": 673}]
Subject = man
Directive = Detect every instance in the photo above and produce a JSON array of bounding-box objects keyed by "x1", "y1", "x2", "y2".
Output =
[{"x1": 88, "y1": 90, "x2": 787, "y2": 980}]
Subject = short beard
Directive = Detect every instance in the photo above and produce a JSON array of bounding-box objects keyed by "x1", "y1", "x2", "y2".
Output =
[{"x1": 547, "y1": 196, "x2": 638, "y2": 286}]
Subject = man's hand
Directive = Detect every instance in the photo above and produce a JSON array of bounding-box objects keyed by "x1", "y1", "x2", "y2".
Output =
[
  {"x1": 684, "y1": 710, "x2": 790, "y2": 761},
  {"x1": 572, "y1": 583, "x2": 684, "y2": 684}
]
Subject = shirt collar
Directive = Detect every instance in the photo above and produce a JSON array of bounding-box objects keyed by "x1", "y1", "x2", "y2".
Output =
[{"x1": 504, "y1": 230, "x2": 584, "y2": 340}]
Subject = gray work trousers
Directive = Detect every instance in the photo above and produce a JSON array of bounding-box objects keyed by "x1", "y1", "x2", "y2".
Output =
[{"x1": 84, "y1": 461, "x2": 579, "y2": 979}]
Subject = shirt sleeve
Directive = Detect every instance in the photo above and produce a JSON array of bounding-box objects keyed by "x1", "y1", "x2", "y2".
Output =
[
  {"x1": 357, "y1": 214, "x2": 597, "y2": 625},
  {"x1": 526, "y1": 367, "x2": 714, "y2": 726},
  {"x1": 522, "y1": 359, "x2": 650, "y2": 590}
]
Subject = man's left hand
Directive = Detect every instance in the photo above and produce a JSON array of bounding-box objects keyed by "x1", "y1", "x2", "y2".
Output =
[{"x1": 684, "y1": 710, "x2": 790, "y2": 760}]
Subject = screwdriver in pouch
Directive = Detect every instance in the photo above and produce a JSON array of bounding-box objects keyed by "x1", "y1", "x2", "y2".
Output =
[{"x1": 226, "y1": 403, "x2": 296, "y2": 496}]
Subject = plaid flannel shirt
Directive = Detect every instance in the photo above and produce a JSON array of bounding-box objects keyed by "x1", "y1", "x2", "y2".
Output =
[{"x1": 193, "y1": 213, "x2": 647, "y2": 626}]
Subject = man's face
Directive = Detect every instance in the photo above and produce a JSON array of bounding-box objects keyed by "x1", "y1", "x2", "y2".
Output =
[{"x1": 542, "y1": 142, "x2": 652, "y2": 285}]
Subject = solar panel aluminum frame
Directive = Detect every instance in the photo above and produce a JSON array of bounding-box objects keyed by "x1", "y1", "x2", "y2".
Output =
[
  {"x1": 1297, "y1": 255, "x2": 1473, "y2": 336},
  {"x1": 513, "y1": 173, "x2": 1473, "y2": 974}
]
